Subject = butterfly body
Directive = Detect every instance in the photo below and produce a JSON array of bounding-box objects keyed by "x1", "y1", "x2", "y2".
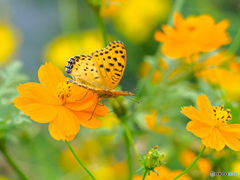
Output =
[{"x1": 65, "y1": 41, "x2": 135, "y2": 99}]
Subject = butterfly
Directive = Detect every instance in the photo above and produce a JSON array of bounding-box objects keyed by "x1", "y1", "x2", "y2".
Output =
[{"x1": 65, "y1": 41, "x2": 135, "y2": 101}]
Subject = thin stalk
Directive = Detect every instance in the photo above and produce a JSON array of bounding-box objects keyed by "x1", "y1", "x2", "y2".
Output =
[
  {"x1": 94, "y1": 7, "x2": 108, "y2": 46},
  {"x1": 142, "y1": 169, "x2": 148, "y2": 180},
  {"x1": 122, "y1": 119, "x2": 142, "y2": 165},
  {"x1": 65, "y1": 140, "x2": 96, "y2": 180},
  {"x1": 0, "y1": 148, "x2": 28, "y2": 180},
  {"x1": 173, "y1": 146, "x2": 206, "y2": 180},
  {"x1": 125, "y1": 134, "x2": 133, "y2": 180},
  {"x1": 58, "y1": 0, "x2": 80, "y2": 34}
]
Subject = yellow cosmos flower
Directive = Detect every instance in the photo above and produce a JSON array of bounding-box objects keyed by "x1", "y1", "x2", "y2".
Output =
[
  {"x1": 44, "y1": 31, "x2": 106, "y2": 70},
  {"x1": 145, "y1": 111, "x2": 172, "y2": 134},
  {"x1": 13, "y1": 63, "x2": 109, "y2": 141},
  {"x1": 181, "y1": 94, "x2": 240, "y2": 151},
  {"x1": 155, "y1": 13, "x2": 230, "y2": 61},
  {"x1": 194, "y1": 51, "x2": 235, "y2": 84},
  {"x1": 114, "y1": 0, "x2": 170, "y2": 43},
  {"x1": 0, "y1": 24, "x2": 18, "y2": 65},
  {"x1": 133, "y1": 166, "x2": 190, "y2": 180}
]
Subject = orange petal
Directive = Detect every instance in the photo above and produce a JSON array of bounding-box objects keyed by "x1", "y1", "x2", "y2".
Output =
[
  {"x1": 84, "y1": 103, "x2": 110, "y2": 117},
  {"x1": 216, "y1": 20, "x2": 229, "y2": 31},
  {"x1": 219, "y1": 124, "x2": 240, "y2": 138},
  {"x1": 15, "y1": 82, "x2": 57, "y2": 105},
  {"x1": 186, "y1": 120, "x2": 213, "y2": 138},
  {"x1": 154, "y1": 31, "x2": 166, "y2": 42},
  {"x1": 38, "y1": 62, "x2": 67, "y2": 94},
  {"x1": 181, "y1": 106, "x2": 207, "y2": 124},
  {"x1": 174, "y1": 12, "x2": 184, "y2": 28},
  {"x1": 196, "y1": 94, "x2": 214, "y2": 125},
  {"x1": 201, "y1": 128, "x2": 226, "y2": 151},
  {"x1": 67, "y1": 84, "x2": 95, "y2": 102},
  {"x1": 48, "y1": 106, "x2": 80, "y2": 141},
  {"x1": 73, "y1": 111, "x2": 102, "y2": 129},
  {"x1": 22, "y1": 103, "x2": 59, "y2": 123},
  {"x1": 219, "y1": 129, "x2": 240, "y2": 151}
]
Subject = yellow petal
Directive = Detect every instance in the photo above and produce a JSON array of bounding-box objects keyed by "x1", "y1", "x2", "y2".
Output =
[
  {"x1": 201, "y1": 128, "x2": 226, "y2": 151},
  {"x1": 181, "y1": 106, "x2": 207, "y2": 124},
  {"x1": 74, "y1": 111, "x2": 102, "y2": 129},
  {"x1": 48, "y1": 106, "x2": 80, "y2": 141},
  {"x1": 186, "y1": 120, "x2": 213, "y2": 138},
  {"x1": 219, "y1": 130, "x2": 240, "y2": 151},
  {"x1": 196, "y1": 94, "x2": 214, "y2": 125},
  {"x1": 38, "y1": 62, "x2": 67, "y2": 94},
  {"x1": 22, "y1": 104, "x2": 59, "y2": 123}
]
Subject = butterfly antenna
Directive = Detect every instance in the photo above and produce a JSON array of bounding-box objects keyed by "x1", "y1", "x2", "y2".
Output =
[{"x1": 125, "y1": 96, "x2": 140, "y2": 104}]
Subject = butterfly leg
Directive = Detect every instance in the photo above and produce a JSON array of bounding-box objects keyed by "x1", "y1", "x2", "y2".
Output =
[
  {"x1": 76, "y1": 90, "x2": 89, "y2": 101},
  {"x1": 97, "y1": 99, "x2": 104, "y2": 106},
  {"x1": 88, "y1": 98, "x2": 100, "y2": 120}
]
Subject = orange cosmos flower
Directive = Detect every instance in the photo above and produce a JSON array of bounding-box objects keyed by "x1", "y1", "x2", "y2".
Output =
[
  {"x1": 181, "y1": 94, "x2": 240, "y2": 151},
  {"x1": 155, "y1": 13, "x2": 230, "y2": 62},
  {"x1": 13, "y1": 62, "x2": 110, "y2": 141}
]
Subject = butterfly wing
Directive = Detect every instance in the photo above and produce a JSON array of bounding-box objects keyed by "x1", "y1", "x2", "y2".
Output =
[{"x1": 65, "y1": 41, "x2": 127, "y2": 90}]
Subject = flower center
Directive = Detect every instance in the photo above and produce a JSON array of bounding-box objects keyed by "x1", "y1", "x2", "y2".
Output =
[
  {"x1": 56, "y1": 82, "x2": 72, "y2": 105},
  {"x1": 213, "y1": 105, "x2": 232, "y2": 127}
]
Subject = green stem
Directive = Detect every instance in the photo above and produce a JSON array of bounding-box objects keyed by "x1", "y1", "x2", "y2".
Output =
[
  {"x1": 173, "y1": 146, "x2": 206, "y2": 180},
  {"x1": 122, "y1": 119, "x2": 142, "y2": 165},
  {"x1": 142, "y1": 169, "x2": 148, "y2": 180},
  {"x1": 94, "y1": 7, "x2": 108, "y2": 46},
  {"x1": 0, "y1": 147, "x2": 28, "y2": 180},
  {"x1": 125, "y1": 134, "x2": 133, "y2": 180},
  {"x1": 228, "y1": 27, "x2": 240, "y2": 53},
  {"x1": 58, "y1": 0, "x2": 80, "y2": 34},
  {"x1": 65, "y1": 140, "x2": 96, "y2": 180}
]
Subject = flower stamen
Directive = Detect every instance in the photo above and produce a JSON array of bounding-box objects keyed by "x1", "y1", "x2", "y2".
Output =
[
  {"x1": 213, "y1": 105, "x2": 232, "y2": 127},
  {"x1": 56, "y1": 82, "x2": 72, "y2": 105}
]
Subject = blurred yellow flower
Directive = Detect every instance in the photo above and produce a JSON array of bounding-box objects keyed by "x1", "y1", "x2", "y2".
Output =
[
  {"x1": 94, "y1": 161, "x2": 128, "y2": 180},
  {"x1": 44, "y1": 31, "x2": 106, "y2": 70},
  {"x1": 133, "y1": 166, "x2": 191, "y2": 180},
  {"x1": 139, "y1": 59, "x2": 168, "y2": 83},
  {"x1": 99, "y1": 113, "x2": 120, "y2": 130},
  {"x1": 100, "y1": 0, "x2": 126, "y2": 18},
  {"x1": 194, "y1": 51, "x2": 234, "y2": 84},
  {"x1": 179, "y1": 150, "x2": 212, "y2": 178},
  {"x1": 60, "y1": 140, "x2": 100, "y2": 171},
  {"x1": 155, "y1": 13, "x2": 230, "y2": 62},
  {"x1": 145, "y1": 111, "x2": 172, "y2": 134},
  {"x1": 0, "y1": 24, "x2": 18, "y2": 66},
  {"x1": 114, "y1": 0, "x2": 170, "y2": 43},
  {"x1": 181, "y1": 94, "x2": 240, "y2": 151}
]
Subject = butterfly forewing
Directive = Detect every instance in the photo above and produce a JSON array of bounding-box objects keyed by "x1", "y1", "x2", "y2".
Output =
[
  {"x1": 92, "y1": 41, "x2": 127, "y2": 89},
  {"x1": 66, "y1": 41, "x2": 127, "y2": 90}
]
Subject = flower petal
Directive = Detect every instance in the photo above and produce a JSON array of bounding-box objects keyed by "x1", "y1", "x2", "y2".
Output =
[
  {"x1": 84, "y1": 103, "x2": 110, "y2": 117},
  {"x1": 186, "y1": 120, "x2": 213, "y2": 138},
  {"x1": 201, "y1": 128, "x2": 225, "y2": 151},
  {"x1": 219, "y1": 129, "x2": 240, "y2": 151},
  {"x1": 181, "y1": 106, "x2": 207, "y2": 124},
  {"x1": 73, "y1": 111, "x2": 102, "y2": 129},
  {"x1": 196, "y1": 94, "x2": 214, "y2": 125},
  {"x1": 22, "y1": 103, "x2": 59, "y2": 123},
  {"x1": 48, "y1": 106, "x2": 80, "y2": 141},
  {"x1": 14, "y1": 82, "x2": 57, "y2": 105},
  {"x1": 219, "y1": 124, "x2": 240, "y2": 138},
  {"x1": 38, "y1": 62, "x2": 67, "y2": 94}
]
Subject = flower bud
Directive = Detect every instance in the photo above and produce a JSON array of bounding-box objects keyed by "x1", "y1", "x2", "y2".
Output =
[{"x1": 145, "y1": 145, "x2": 165, "y2": 169}]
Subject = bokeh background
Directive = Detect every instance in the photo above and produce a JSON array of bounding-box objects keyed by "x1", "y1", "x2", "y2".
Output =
[{"x1": 0, "y1": 0, "x2": 240, "y2": 179}]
